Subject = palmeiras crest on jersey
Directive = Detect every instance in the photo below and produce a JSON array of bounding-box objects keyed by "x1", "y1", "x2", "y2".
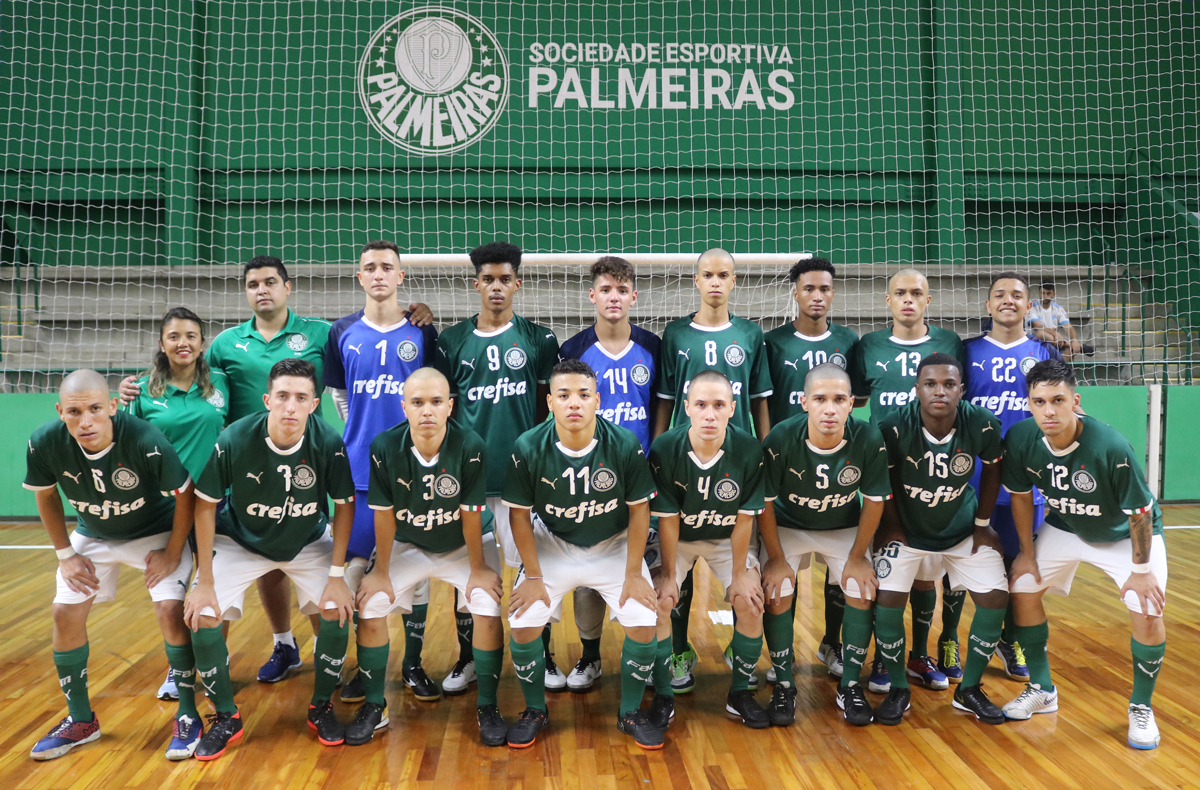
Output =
[
  {"x1": 504, "y1": 347, "x2": 527, "y2": 370},
  {"x1": 1072, "y1": 470, "x2": 1097, "y2": 493},
  {"x1": 292, "y1": 465, "x2": 317, "y2": 490},
  {"x1": 950, "y1": 453, "x2": 974, "y2": 476},
  {"x1": 723, "y1": 345, "x2": 746, "y2": 367},
  {"x1": 357, "y1": 8, "x2": 510, "y2": 155},
  {"x1": 435, "y1": 474, "x2": 460, "y2": 498},
  {"x1": 206, "y1": 390, "x2": 226, "y2": 409},
  {"x1": 837, "y1": 465, "x2": 861, "y2": 486},
  {"x1": 287, "y1": 334, "x2": 309, "y2": 352},
  {"x1": 112, "y1": 468, "x2": 140, "y2": 490},
  {"x1": 1020, "y1": 356, "x2": 1038, "y2": 375},
  {"x1": 714, "y1": 478, "x2": 740, "y2": 502},
  {"x1": 397, "y1": 340, "x2": 420, "y2": 362},
  {"x1": 630, "y1": 364, "x2": 651, "y2": 387},
  {"x1": 591, "y1": 468, "x2": 617, "y2": 492},
  {"x1": 830, "y1": 352, "x2": 848, "y2": 369}
]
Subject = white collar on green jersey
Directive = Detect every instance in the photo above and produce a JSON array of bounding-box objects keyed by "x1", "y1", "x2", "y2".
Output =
[
  {"x1": 265, "y1": 433, "x2": 306, "y2": 456},
  {"x1": 794, "y1": 329, "x2": 832, "y2": 342},
  {"x1": 473, "y1": 320, "x2": 514, "y2": 338},
  {"x1": 410, "y1": 446, "x2": 439, "y2": 467},
  {"x1": 922, "y1": 426, "x2": 956, "y2": 445},
  {"x1": 1041, "y1": 415, "x2": 1085, "y2": 456},
  {"x1": 594, "y1": 339, "x2": 635, "y2": 361},
  {"x1": 805, "y1": 438, "x2": 847, "y2": 455},
  {"x1": 687, "y1": 448, "x2": 725, "y2": 470},
  {"x1": 78, "y1": 440, "x2": 116, "y2": 461},
  {"x1": 689, "y1": 321, "x2": 733, "y2": 333},
  {"x1": 887, "y1": 331, "x2": 932, "y2": 346},
  {"x1": 362, "y1": 315, "x2": 410, "y2": 333},
  {"x1": 983, "y1": 334, "x2": 1028, "y2": 351},
  {"x1": 556, "y1": 438, "x2": 598, "y2": 458}
]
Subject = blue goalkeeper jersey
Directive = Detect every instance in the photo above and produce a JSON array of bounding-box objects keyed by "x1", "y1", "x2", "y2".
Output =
[{"x1": 559, "y1": 324, "x2": 659, "y2": 454}]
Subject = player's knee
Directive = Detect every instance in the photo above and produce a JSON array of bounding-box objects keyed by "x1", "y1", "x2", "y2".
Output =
[
  {"x1": 913, "y1": 579, "x2": 936, "y2": 591},
  {"x1": 51, "y1": 602, "x2": 89, "y2": 631},
  {"x1": 877, "y1": 590, "x2": 908, "y2": 608},
  {"x1": 199, "y1": 614, "x2": 222, "y2": 630},
  {"x1": 625, "y1": 625, "x2": 655, "y2": 643},
  {"x1": 154, "y1": 600, "x2": 188, "y2": 637},
  {"x1": 511, "y1": 626, "x2": 542, "y2": 644},
  {"x1": 765, "y1": 595, "x2": 793, "y2": 615},
  {"x1": 356, "y1": 616, "x2": 388, "y2": 642},
  {"x1": 844, "y1": 595, "x2": 872, "y2": 611},
  {"x1": 971, "y1": 589, "x2": 1008, "y2": 610}
]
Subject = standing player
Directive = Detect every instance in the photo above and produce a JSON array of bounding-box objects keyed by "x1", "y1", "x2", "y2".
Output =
[
  {"x1": 323, "y1": 241, "x2": 439, "y2": 702},
  {"x1": 1000, "y1": 359, "x2": 1167, "y2": 750},
  {"x1": 558, "y1": 256, "x2": 659, "y2": 692},
  {"x1": 434, "y1": 242, "x2": 561, "y2": 691},
  {"x1": 26, "y1": 370, "x2": 199, "y2": 761},
  {"x1": 185, "y1": 360, "x2": 356, "y2": 760},
  {"x1": 655, "y1": 248, "x2": 772, "y2": 693},
  {"x1": 873, "y1": 353, "x2": 1009, "y2": 726},
  {"x1": 503, "y1": 360, "x2": 662, "y2": 749},
  {"x1": 757, "y1": 364, "x2": 892, "y2": 727}
]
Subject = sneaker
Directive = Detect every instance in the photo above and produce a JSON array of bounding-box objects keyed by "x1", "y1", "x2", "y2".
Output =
[
  {"x1": 157, "y1": 669, "x2": 179, "y2": 701},
  {"x1": 938, "y1": 638, "x2": 963, "y2": 684},
  {"x1": 477, "y1": 704, "x2": 509, "y2": 747},
  {"x1": 952, "y1": 684, "x2": 1005, "y2": 725},
  {"x1": 647, "y1": 694, "x2": 675, "y2": 731},
  {"x1": 766, "y1": 666, "x2": 777, "y2": 684},
  {"x1": 506, "y1": 707, "x2": 549, "y2": 748},
  {"x1": 817, "y1": 641, "x2": 844, "y2": 679},
  {"x1": 566, "y1": 656, "x2": 602, "y2": 692},
  {"x1": 1128, "y1": 704, "x2": 1160, "y2": 750},
  {"x1": 723, "y1": 644, "x2": 759, "y2": 691},
  {"x1": 164, "y1": 714, "x2": 203, "y2": 760},
  {"x1": 1002, "y1": 684, "x2": 1058, "y2": 720},
  {"x1": 906, "y1": 654, "x2": 949, "y2": 690},
  {"x1": 345, "y1": 702, "x2": 388, "y2": 746},
  {"x1": 617, "y1": 710, "x2": 665, "y2": 749},
  {"x1": 402, "y1": 665, "x2": 440, "y2": 701},
  {"x1": 340, "y1": 669, "x2": 366, "y2": 703},
  {"x1": 875, "y1": 687, "x2": 911, "y2": 726},
  {"x1": 544, "y1": 655, "x2": 568, "y2": 692},
  {"x1": 767, "y1": 684, "x2": 797, "y2": 727},
  {"x1": 867, "y1": 657, "x2": 891, "y2": 694},
  {"x1": 442, "y1": 658, "x2": 476, "y2": 696},
  {"x1": 307, "y1": 701, "x2": 346, "y2": 746},
  {"x1": 257, "y1": 641, "x2": 302, "y2": 684},
  {"x1": 837, "y1": 684, "x2": 874, "y2": 727},
  {"x1": 725, "y1": 689, "x2": 770, "y2": 729},
  {"x1": 194, "y1": 711, "x2": 243, "y2": 761},
  {"x1": 30, "y1": 714, "x2": 101, "y2": 761},
  {"x1": 995, "y1": 639, "x2": 1029, "y2": 680},
  {"x1": 670, "y1": 647, "x2": 698, "y2": 694}
]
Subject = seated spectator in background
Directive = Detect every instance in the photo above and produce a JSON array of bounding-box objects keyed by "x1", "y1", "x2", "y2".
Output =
[{"x1": 1028, "y1": 282, "x2": 1090, "y2": 361}]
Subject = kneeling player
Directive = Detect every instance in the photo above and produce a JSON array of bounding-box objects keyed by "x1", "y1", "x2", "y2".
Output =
[
  {"x1": 504, "y1": 360, "x2": 662, "y2": 749},
  {"x1": 27, "y1": 370, "x2": 199, "y2": 761},
  {"x1": 758, "y1": 364, "x2": 891, "y2": 726},
  {"x1": 1000, "y1": 359, "x2": 1168, "y2": 749},
  {"x1": 185, "y1": 359, "x2": 356, "y2": 760},
  {"x1": 874, "y1": 353, "x2": 1010, "y2": 725},
  {"x1": 354, "y1": 368, "x2": 508, "y2": 746}
]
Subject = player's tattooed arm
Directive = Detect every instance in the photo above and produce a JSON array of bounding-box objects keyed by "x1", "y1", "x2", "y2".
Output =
[
  {"x1": 35, "y1": 487, "x2": 100, "y2": 595},
  {"x1": 1129, "y1": 510, "x2": 1153, "y2": 564},
  {"x1": 1120, "y1": 509, "x2": 1165, "y2": 615}
]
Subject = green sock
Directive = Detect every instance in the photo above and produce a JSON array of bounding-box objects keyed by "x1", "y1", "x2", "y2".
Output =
[
  {"x1": 402, "y1": 603, "x2": 427, "y2": 669},
  {"x1": 620, "y1": 636, "x2": 655, "y2": 715},
  {"x1": 874, "y1": 605, "x2": 909, "y2": 689},
  {"x1": 312, "y1": 618, "x2": 350, "y2": 704},
  {"x1": 940, "y1": 584, "x2": 967, "y2": 645},
  {"x1": 652, "y1": 637, "x2": 673, "y2": 696},
  {"x1": 356, "y1": 643, "x2": 389, "y2": 706},
  {"x1": 671, "y1": 569, "x2": 694, "y2": 655},
  {"x1": 728, "y1": 631, "x2": 763, "y2": 693},
  {"x1": 1130, "y1": 638, "x2": 1166, "y2": 707},
  {"x1": 541, "y1": 624, "x2": 553, "y2": 658},
  {"x1": 960, "y1": 605, "x2": 1006, "y2": 687},
  {"x1": 474, "y1": 646, "x2": 503, "y2": 707},
  {"x1": 909, "y1": 587, "x2": 937, "y2": 657},
  {"x1": 510, "y1": 637, "x2": 546, "y2": 711},
  {"x1": 839, "y1": 605, "x2": 874, "y2": 688},
  {"x1": 192, "y1": 625, "x2": 237, "y2": 714},
  {"x1": 581, "y1": 637, "x2": 602, "y2": 662},
  {"x1": 763, "y1": 610, "x2": 795, "y2": 688},
  {"x1": 1001, "y1": 597, "x2": 1018, "y2": 644},
  {"x1": 53, "y1": 644, "x2": 92, "y2": 722},
  {"x1": 164, "y1": 641, "x2": 199, "y2": 719},
  {"x1": 823, "y1": 570, "x2": 845, "y2": 645},
  {"x1": 1013, "y1": 621, "x2": 1053, "y2": 690}
]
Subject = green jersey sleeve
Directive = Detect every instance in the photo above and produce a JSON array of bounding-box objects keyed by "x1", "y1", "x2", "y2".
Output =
[
  {"x1": 859, "y1": 423, "x2": 893, "y2": 500},
  {"x1": 848, "y1": 341, "x2": 869, "y2": 399},
  {"x1": 647, "y1": 437, "x2": 680, "y2": 516},
  {"x1": 23, "y1": 425, "x2": 58, "y2": 489},
  {"x1": 975, "y1": 407, "x2": 1004, "y2": 464},
  {"x1": 654, "y1": 326, "x2": 679, "y2": 400},
  {"x1": 325, "y1": 437, "x2": 356, "y2": 504},
  {"x1": 501, "y1": 441, "x2": 536, "y2": 509},
  {"x1": 137, "y1": 423, "x2": 191, "y2": 494},
  {"x1": 1001, "y1": 421, "x2": 1037, "y2": 493},
  {"x1": 460, "y1": 429, "x2": 489, "y2": 511},
  {"x1": 367, "y1": 434, "x2": 394, "y2": 509},
  {"x1": 1111, "y1": 441, "x2": 1155, "y2": 515},
  {"x1": 536, "y1": 329, "x2": 560, "y2": 384},
  {"x1": 737, "y1": 444, "x2": 767, "y2": 514},
  {"x1": 623, "y1": 438, "x2": 657, "y2": 505},
  {"x1": 195, "y1": 434, "x2": 231, "y2": 502},
  {"x1": 433, "y1": 334, "x2": 458, "y2": 393},
  {"x1": 761, "y1": 426, "x2": 786, "y2": 501},
  {"x1": 749, "y1": 337, "x2": 772, "y2": 400}
]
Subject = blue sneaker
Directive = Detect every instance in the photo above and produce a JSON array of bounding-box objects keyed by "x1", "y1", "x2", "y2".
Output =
[
  {"x1": 30, "y1": 714, "x2": 101, "y2": 760},
  {"x1": 906, "y1": 654, "x2": 949, "y2": 690},
  {"x1": 995, "y1": 639, "x2": 1030, "y2": 681},
  {"x1": 867, "y1": 657, "x2": 891, "y2": 694},
  {"x1": 165, "y1": 714, "x2": 203, "y2": 760},
  {"x1": 257, "y1": 641, "x2": 302, "y2": 683},
  {"x1": 938, "y1": 638, "x2": 964, "y2": 684}
]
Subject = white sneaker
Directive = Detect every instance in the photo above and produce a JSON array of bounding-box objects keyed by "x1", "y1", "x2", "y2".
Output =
[
  {"x1": 157, "y1": 670, "x2": 178, "y2": 701},
  {"x1": 1002, "y1": 684, "x2": 1059, "y2": 720},
  {"x1": 766, "y1": 666, "x2": 777, "y2": 684},
  {"x1": 441, "y1": 658, "x2": 476, "y2": 696},
  {"x1": 544, "y1": 655, "x2": 568, "y2": 691},
  {"x1": 566, "y1": 657, "x2": 602, "y2": 692},
  {"x1": 1128, "y1": 704, "x2": 1161, "y2": 750},
  {"x1": 818, "y1": 641, "x2": 844, "y2": 679}
]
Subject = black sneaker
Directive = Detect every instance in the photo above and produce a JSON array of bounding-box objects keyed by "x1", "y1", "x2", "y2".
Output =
[
  {"x1": 836, "y1": 684, "x2": 874, "y2": 727},
  {"x1": 647, "y1": 694, "x2": 675, "y2": 731},
  {"x1": 617, "y1": 710, "x2": 665, "y2": 749},
  {"x1": 725, "y1": 689, "x2": 770, "y2": 729},
  {"x1": 768, "y1": 684, "x2": 798, "y2": 727},
  {"x1": 952, "y1": 684, "x2": 1005, "y2": 725},
  {"x1": 477, "y1": 704, "x2": 509, "y2": 747},
  {"x1": 340, "y1": 669, "x2": 366, "y2": 704},
  {"x1": 345, "y1": 702, "x2": 388, "y2": 746},
  {"x1": 402, "y1": 665, "x2": 440, "y2": 702},
  {"x1": 507, "y1": 707, "x2": 549, "y2": 748},
  {"x1": 307, "y1": 701, "x2": 346, "y2": 746},
  {"x1": 875, "y1": 687, "x2": 911, "y2": 726},
  {"x1": 194, "y1": 711, "x2": 243, "y2": 761}
]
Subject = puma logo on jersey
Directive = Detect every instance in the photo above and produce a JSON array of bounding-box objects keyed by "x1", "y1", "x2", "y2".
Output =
[
  {"x1": 348, "y1": 344, "x2": 362, "y2": 354},
  {"x1": 152, "y1": 400, "x2": 168, "y2": 409},
  {"x1": 788, "y1": 468, "x2": 805, "y2": 481},
  {"x1": 875, "y1": 360, "x2": 890, "y2": 371},
  {"x1": 62, "y1": 471, "x2": 82, "y2": 484},
  {"x1": 214, "y1": 443, "x2": 224, "y2": 457},
  {"x1": 982, "y1": 424, "x2": 994, "y2": 433},
  {"x1": 396, "y1": 478, "x2": 412, "y2": 490},
  {"x1": 246, "y1": 472, "x2": 263, "y2": 483},
  {"x1": 1116, "y1": 459, "x2": 1131, "y2": 470},
  {"x1": 1026, "y1": 466, "x2": 1043, "y2": 479},
  {"x1": 766, "y1": 448, "x2": 779, "y2": 461},
  {"x1": 678, "y1": 349, "x2": 690, "y2": 360},
  {"x1": 972, "y1": 361, "x2": 985, "y2": 370},
  {"x1": 905, "y1": 456, "x2": 921, "y2": 469},
  {"x1": 511, "y1": 454, "x2": 520, "y2": 468},
  {"x1": 674, "y1": 480, "x2": 688, "y2": 491},
  {"x1": 783, "y1": 359, "x2": 799, "y2": 370},
  {"x1": 372, "y1": 454, "x2": 383, "y2": 468},
  {"x1": 235, "y1": 342, "x2": 251, "y2": 353},
  {"x1": 461, "y1": 359, "x2": 476, "y2": 370},
  {"x1": 146, "y1": 446, "x2": 162, "y2": 458},
  {"x1": 540, "y1": 477, "x2": 557, "y2": 489},
  {"x1": 335, "y1": 449, "x2": 345, "y2": 458},
  {"x1": 469, "y1": 454, "x2": 481, "y2": 464}
]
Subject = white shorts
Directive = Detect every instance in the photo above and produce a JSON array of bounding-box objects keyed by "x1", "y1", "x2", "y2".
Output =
[
  {"x1": 1009, "y1": 524, "x2": 1169, "y2": 616},
  {"x1": 488, "y1": 496, "x2": 518, "y2": 568},
  {"x1": 198, "y1": 532, "x2": 336, "y2": 621},
  {"x1": 874, "y1": 537, "x2": 1008, "y2": 594},
  {"x1": 359, "y1": 540, "x2": 503, "y2": 619},
  {"x1": 507, "y1": 518, "x2": 657, "y2": 630},
  {"x1": 675, "y1": 539, "x2": 759, "y2": 593},
  {"x1": 54, "y1": 531, "x2": 194, "y2": 605},
  {"x1": 355, "y1": 554, "x2": 429, "y2": 605},
  {"x1": 759, "y1": 527, "x2": 872, "y2": 599}
]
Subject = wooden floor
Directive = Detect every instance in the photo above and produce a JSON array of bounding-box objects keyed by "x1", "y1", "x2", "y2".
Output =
[{"x1": 3, "y1": 511, "x2": 1200, "y2": 790}]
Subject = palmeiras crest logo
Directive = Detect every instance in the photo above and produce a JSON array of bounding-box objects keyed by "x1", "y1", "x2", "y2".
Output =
[
  {"x1": 397, "y1": 340, "x2": 420, "y2": 362},
  {"x1": 1072, "y1": 470, "x2": 1097, "y2": 493},
  {"x1": 287, "y1": 334, "x2": 309, "y2": 352},
  {"x1": 112, "y1": 468, "x2": 140, "y2": 490},
  {"x1": 836, "y1": 465, "x2": 861, "y2": 486},
  {"x1": 435, "y1": 474, "x2": 460, "y2": 498},
  {"x1": 292, "y1": 465, "x2": 317, "y2": 490},
  {"x1": 630, "y1": 364, "x2": 651, "y2": 387},
  {"x1": 358, "y1": 8, "x2": 510, "y2": 155},
  {"x1": 1020, "y1": 356, "x2": 1038, "y2": 375},
  {"x1": 714, "y1": 478, "x2": 740, "y2": 502}
]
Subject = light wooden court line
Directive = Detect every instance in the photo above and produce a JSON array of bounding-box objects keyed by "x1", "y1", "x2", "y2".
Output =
[{"x1": 2, "y1": 508, "x2": 1199, "y2": 789}]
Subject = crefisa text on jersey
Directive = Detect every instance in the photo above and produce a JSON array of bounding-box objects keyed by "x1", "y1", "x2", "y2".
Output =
[
  {"x1": 353, "y1": 373, "x2": 405, "y2": 399},
  {"x1": 67, "y1": 497, "x2": 146, "y2": 520}
]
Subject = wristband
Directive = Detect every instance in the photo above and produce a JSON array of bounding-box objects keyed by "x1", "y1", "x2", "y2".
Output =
[
  {"x1": 523, "y1": 575, "x2": 543, "y2": 581},
  {"x1": 55, "y1": 546, "x2": 76, "y2": 560},
  {"x1": 1131, "y1": 562, "x2": 1151, "y2": 574},
  {"x1": 328, "y1": 565, "x2": 345, "y2": 578},
  {"x1": 974, "y1": 518, "x2": 991, "y2": 528}
]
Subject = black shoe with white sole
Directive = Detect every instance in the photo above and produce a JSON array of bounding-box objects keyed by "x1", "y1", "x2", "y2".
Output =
[
  {"x1": 345, "y1": 702, "x2": 388, "y2": 745},
  {"x1": 726, "y1": 690, "x2": 770, "y2": 729},
  {"x1": 875, "y1": 687, "x2": 911, "y2": 726},
  {"x1": 837, "y1": 684, "x2": 874, "y2": 727},
  {"x1": 767, "y1": 684, "x2": 797, "y2": 727},
  {"x1": 952, "y1": 684, "x2": 1005, "y2": 724}
]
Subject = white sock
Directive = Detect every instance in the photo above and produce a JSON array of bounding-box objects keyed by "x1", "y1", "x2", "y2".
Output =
[{"x1": 273, "y1": 631, "x2": 296, "y2": 649}]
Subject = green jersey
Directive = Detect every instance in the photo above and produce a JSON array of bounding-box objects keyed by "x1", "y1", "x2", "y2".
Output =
[
  {"x1": 207, "y1": 310, "x2": 331, "y2": 422},
  {"x1": 655, "y1": 314, "x2": 773, "y2": 436},
  {"x1": 648, "y1": 424, "x2": 766, "y2": 542},
  {"x1": 880, "y1": 400, "x2": 1003, "y2": 551},
  {"x1": 502, "y1": 418, "x2": 657, "y2": 548},
  {"x1": 24, "y1": 411, "x2": 190, "y2": 541},
  {"x1": 1002, "y1": 416, "x2": 1164, "y2": 543},
  {"x1": 367, "y1": 419, "x2": 494, "y2": 554},
  {"x1": 763, "y1": 322, "x2": 860, "y2": 425},
  {"x1": 851, "y1": 326, "x2": 965, "y2": 425},
  {"x1": 763, "y1": 415, "x2": 892, "y2": 532},
  {"x1": 127, "y1": 370, "x2": 230, "y2": 480},
  {"x1": 196, "y1": 412, "x2": 355, "y2": 562},
  {"x1": 434, "y1": 315, "x2": 559, "y2": 496}
]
